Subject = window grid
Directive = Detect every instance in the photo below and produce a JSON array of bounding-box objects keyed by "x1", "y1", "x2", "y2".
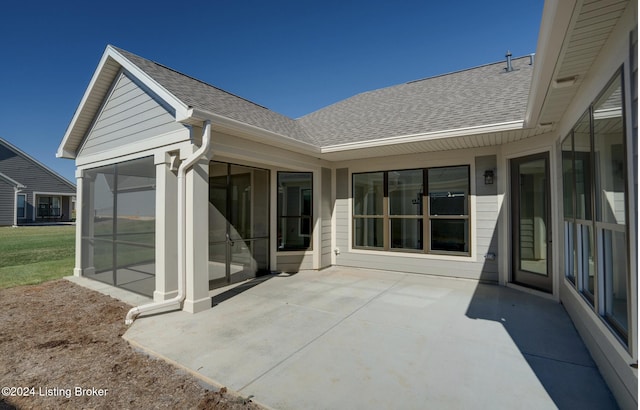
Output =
[
  {"x1": 561, "y1": 68, "x2": 630, "y2": 347},
  {"x1": 353, "y1": 165, "x2": 470, "y2": 256}
]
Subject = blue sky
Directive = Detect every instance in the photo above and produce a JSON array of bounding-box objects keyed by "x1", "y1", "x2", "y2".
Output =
[{"x1": 0, "y1": 1, "x2": 543, "y2": 183}]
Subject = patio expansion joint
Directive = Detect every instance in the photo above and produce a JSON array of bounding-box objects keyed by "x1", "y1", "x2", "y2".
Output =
[
  {"x1": 522, "y1": 351, "x2": 597, "y2": 369},
  {"x1": 237, "y1": 275, "x2": 407, "y2": 393}
]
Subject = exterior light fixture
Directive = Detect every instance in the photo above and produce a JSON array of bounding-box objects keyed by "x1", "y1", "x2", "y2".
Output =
[{"x1": 484, "y1": 170, "x2": 494, "y2": 185}]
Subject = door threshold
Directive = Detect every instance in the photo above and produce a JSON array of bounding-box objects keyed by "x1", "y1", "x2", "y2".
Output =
[{"x1": 506, "y1": 282, "x2": 557, "y2": 301}]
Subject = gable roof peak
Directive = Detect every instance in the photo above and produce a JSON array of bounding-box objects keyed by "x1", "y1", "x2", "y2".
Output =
[{"x1": 109, "y1": 46, "x2": 271, "y2": 112}]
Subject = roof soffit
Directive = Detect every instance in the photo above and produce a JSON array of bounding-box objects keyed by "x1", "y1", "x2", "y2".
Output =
[
  {"x1": 60, "y1": 42, "x2": 540, "y2": 160},
  {"x1": 526, "y1": 0, "x2": 631, "y2": 128}
]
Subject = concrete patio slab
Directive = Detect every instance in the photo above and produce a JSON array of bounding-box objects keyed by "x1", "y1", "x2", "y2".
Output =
[
  {"x1": 65, "y1": 275, "x2": 152, "y2": 307},
  {"x1": 123, "y1": 267, "x2": 618, "y2": 409}
]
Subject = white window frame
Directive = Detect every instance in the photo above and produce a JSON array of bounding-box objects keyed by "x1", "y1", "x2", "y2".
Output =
[{"x1": 32, "y1": 192, "x2": 70, "y2": 221}]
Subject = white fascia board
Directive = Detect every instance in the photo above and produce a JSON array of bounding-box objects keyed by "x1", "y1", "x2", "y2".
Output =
[
  {"x1": 57, "y1": 45, "x2": 191, "y2": 159},
  {"x1": 189, "y1": 107, "x2": 322, "y2": 156},
  {"x1": 524, "y1": 0, "x2": 577, "y2": 128},
  {"x1": 320, "y1": 120, "x2": 524, "y2": 153},
  {"x1": 57, "y1": 48, "x2": 114, "y2": 159}
]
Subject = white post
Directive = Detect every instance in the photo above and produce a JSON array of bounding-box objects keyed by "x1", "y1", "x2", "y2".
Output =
[
  {"x1": 74, "y1": 171, "x2": 87, "y2": 276},
  {"x1": 183, "y1": 156, "x2": 211, "y2": 313},
  {"x1": 12, "y1": 188, "x2": 18, "y2": 227},
  {"x1": 153, "y1": 152, "x2": 179, "y2": 301}
]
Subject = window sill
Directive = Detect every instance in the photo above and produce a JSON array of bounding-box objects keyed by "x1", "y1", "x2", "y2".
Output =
[{"x1": 349, "y1": 247, "x2": 473, "y2": 262}]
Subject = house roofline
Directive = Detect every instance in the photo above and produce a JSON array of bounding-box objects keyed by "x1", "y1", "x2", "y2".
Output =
[
  {"x1": 57, "y1": 45, "x2": 192, "y2": 160},
  {"x1": 60, "y1": 43, "x2": 542, "y2": 160},
  {"x1": 320, "y1": 120, "x2": 525, "y2": 153},
  {"x1": 0, "y1": 138, "x2": 75, "y2": 190},
  {"x1": 189, "y1": 108, "x2": 322, "y2": 156},
  {"x1": 524, "y1": 0, "x2": 577, "y2": 128}
]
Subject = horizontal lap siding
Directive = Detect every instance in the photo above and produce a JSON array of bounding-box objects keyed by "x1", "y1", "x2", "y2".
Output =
[
  {"x1": 0, "y1": 181, "x2": 14, "y2": 225},
  {"x1": 335, "y1": 168, "x2": 349, "y2": 254},
  {"x1": 474, "y1": 155, "x2": 499, "y2": 278},
  {"x1": 321, "y1": 167, "x2": 332, "y2": 268},
  {"x1": 321, "y1": 218, "x2": 332, "y2": 265},
  {"x1": 79, "y1": 72, "x2": 187, "y2": 157},
  {"x1": 0, "y1": 146, "x2": 75, "y2": 196},
  {"x1": 335, "y1": 202, "x2": 349, "y2": 250},
  {"x1": 0, "y1": 142, "x2": 76, "y2": 223},
  {"x1": 333, "y1": 157, "x2": 500, "y2": 282},
  {"x1": 337, "y1": 253, "x2": 489, "y2": 280},
  {"x1": 277, "y1": 253, "x2": 314, "y2": 272}
]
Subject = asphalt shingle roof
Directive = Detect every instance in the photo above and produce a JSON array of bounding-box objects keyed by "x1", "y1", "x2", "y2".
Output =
[
  {"x1": 114, "y1": 47, "x2": 533, "y2": 148},
  {"x1": 114, "y1": 47, "x2": 318, "y2": 145},
  {"x1": 298, "y1": 56, "x2": 534, "y2": 146}
]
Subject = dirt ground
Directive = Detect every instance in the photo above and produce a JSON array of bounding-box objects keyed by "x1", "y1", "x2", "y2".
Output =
[{"x1": 0, "y1": 280, "x2": 263, "y2": 410}]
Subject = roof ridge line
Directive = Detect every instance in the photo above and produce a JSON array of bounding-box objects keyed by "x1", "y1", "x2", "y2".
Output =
[{"x1": 406, "y1": 54, "x2": 534, "y2": 84}]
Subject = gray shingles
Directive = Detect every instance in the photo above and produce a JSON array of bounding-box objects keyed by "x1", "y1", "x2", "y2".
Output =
[
  {"x1": 114, "y1": 47, "x2": 533, "y2": 148},
  {"x1": 298, "y1": 57, "x2": 534, "y2": 146},
  {"x1": 113, "y1": 47, "x2": 319, "y2": 145}
]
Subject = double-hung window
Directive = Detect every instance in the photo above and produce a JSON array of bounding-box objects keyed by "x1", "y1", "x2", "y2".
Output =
[
  {"x1": 389, "y1": 169, "x2": 424, "y2": 250},
  {"x1": 353, "y1": 165, "x2": 470, "y2": 256},
  {"x1": 353, "y1": 172, "x2": 384, "y2": 248},
  {"x1": 427, "y1": 166, "x2": 470, "y2": 254}
]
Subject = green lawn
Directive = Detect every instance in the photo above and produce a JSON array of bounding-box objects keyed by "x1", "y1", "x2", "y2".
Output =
[{"x1": 0, "y1": 225, "x2": 75, "y2": 289}]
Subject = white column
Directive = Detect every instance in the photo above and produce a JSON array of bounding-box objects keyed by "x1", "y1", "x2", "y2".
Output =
[
  {"x1": 183, "y1": 157, "x2": 211, "y2": 313},
  {"x1": 270, "y1": 169, "x2": 278, "y2": 271},
  {"x1": 313, "y1": 168, "x2": 321, "y2": 269},
  {"x1": 74, "y1": 170, "x2": 93, "y2": 277},
  {"x1": 153, "y1": 152, "x2": 179, "y2": 302},
  {"x1": 12, "y1": 188, "x2": 18, "y2": 227}
]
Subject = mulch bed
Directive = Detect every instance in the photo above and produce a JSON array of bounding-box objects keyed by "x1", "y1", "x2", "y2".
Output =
[{"x1": 0, "y1": 280, "x2": 262, "y2": 409}]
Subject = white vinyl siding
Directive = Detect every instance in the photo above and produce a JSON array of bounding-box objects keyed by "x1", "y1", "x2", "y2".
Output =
[
  {"x1": 277, "y1": 253, "x2": 314, "y2": 272},
  {"x1": 79, "y1": 72, "x2": 188, "y2": 157},
  {"x1": 320, "y1": 167, "x2": 332, "y2": 268}
]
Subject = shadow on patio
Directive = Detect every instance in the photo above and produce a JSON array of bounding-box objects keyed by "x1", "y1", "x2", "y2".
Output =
[
  {"x1": 123, "y1": 266, "x2": 618, "y2": 409},
  {"x1": 465, "y1": 282, "x2": 617, "y2": 409}
]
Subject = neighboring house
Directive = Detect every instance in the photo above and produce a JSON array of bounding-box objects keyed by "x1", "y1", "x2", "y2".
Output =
[
  {"x1": 0, "y1": 138, "x2": 76, "y2": 226},
  {"x1": 57, "y1": 0, "x2": 637, "y2": 407}
]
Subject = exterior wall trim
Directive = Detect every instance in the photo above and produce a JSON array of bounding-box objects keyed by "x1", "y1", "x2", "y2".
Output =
[
  {"x1": 525, "y1": 0, "x2": 578, "y2": 127},
  {"x1": 561, "y1": 280, "x2": 638, "y2": 409},
  {"x1": 498, "y1": 135, "x2": 559, "y2": 300},
  {"x1": 30, "y1": 191, "x2": 75, "y2": 222},
  {"x1": 321, "y1": 121, "x2": 524, "y2": 153}
]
